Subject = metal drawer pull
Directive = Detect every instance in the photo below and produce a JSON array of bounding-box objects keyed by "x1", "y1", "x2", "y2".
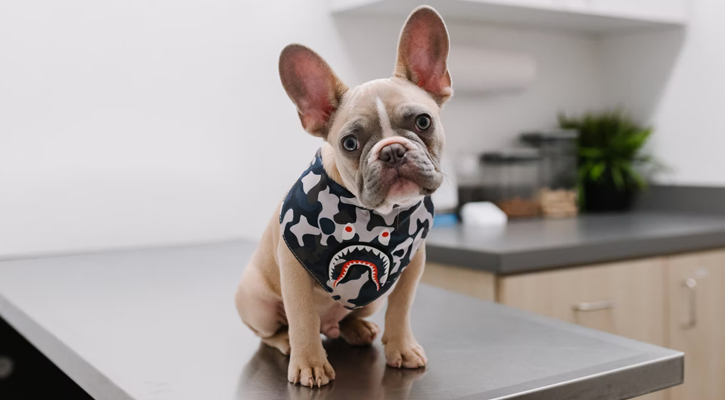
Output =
[
  {"x1": 682, "y1": 278, "x2": 698, "y2": 330},
  {"x1": 573, "y1": 300, "x2": 616, "y2": 312}
]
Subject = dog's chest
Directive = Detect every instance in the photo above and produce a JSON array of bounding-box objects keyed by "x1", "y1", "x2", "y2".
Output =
[{"x1": 280, "y1": 152, "x2": 434, "y2": 310}]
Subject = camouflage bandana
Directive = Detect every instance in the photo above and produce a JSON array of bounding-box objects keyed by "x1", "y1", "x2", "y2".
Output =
[{"x1": 280, "y1": 149, "x2": 434, "y2": 310}]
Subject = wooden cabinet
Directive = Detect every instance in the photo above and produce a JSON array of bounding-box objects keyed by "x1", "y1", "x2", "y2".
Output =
[
  {"x1": 423, "y1": 247, "x2": 725, "y2": 400},
  {"x1": 421, "y1": 262, "x2": 496, "y2": 302},
  {"x1": 496, "y1": 259, "x2": 668, "y2": 400},
  {"x1": 666, "y1": 250, "x2": 725, "y2": 400},
  {"x1": 497, "y1": 258, "x2": 667, "y2": 346}
]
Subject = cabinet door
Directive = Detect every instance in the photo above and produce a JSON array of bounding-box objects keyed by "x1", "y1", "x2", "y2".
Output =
[
  {"x1": 498, "y1": 258, "x2": 667, "y2": 345},
  {"x1": 421, "y1": 262, "x2": 496, "y2": 302},
  {"x1": 498, "y1": 258, "x2": 668, "y2": 400},
  {"x1": 666, "y1": 250, "x2": 725, "y2": 400}
]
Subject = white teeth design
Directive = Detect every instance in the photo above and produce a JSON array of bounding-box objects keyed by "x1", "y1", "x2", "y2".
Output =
[{"x1": 328, "y1": 244, "x2": 391, "y2": 283}]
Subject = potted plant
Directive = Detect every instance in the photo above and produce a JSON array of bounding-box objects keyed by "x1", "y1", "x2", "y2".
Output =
[{"x1": 558, "y1": 110, "x2": 656, "y2": 212}]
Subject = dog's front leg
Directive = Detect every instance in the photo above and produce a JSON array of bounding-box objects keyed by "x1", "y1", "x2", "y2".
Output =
[
  {"x1": 278, "y1": 245, "x2": 335, "y2": 387},
  {"x1": 382, "y1": 242, "x2": 428, "y2": 368}
]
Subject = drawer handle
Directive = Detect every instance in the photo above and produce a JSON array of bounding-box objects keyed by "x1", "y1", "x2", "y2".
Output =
[
  {"x1": 682, "y1": 278, "x2": 698, "y2": 330},
  {"x1": 573, "y1": 300, "x2": 616, "y2": 312}
]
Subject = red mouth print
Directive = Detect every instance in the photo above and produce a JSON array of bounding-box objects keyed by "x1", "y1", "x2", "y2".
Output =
[
  {"x1": 333, "y1": 260, "x2": 380, "y2": 291},
  {"x1": 328, "y1": 244, "x2": 390, "y2": 290}
]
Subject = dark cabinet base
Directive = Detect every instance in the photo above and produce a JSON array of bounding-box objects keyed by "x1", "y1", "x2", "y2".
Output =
[{"x1": 0, "y1": 317, "x2": 93, "y2": 399}]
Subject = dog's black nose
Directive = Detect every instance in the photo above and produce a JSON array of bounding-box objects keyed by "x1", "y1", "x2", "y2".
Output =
[{"x1": 379, "y1": 143, "x2": 407, "y2": 165}]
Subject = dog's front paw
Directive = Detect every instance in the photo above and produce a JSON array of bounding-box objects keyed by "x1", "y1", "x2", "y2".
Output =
[
  {"x1": 288, "y1": 351, "x2": 335, "y2": 387},
  {"x1": 382, "y1": 334, "x2": 427, "y2": 369}
]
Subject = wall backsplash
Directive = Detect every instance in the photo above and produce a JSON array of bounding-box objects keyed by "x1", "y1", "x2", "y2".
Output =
[
  {"x1": 601, "y1": 0, "x2": 725, "y2": 186},
  {"x1": 0, "y1": 0, "x2": 615, "y2": 256}
]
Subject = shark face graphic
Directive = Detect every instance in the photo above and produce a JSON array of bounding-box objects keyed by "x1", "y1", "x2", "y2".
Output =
[{"x1": 329, "y1": 244, "x2": 391, "y2": 291}]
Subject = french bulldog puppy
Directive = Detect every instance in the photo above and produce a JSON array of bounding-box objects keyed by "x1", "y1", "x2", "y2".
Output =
[{"x1": 235, "y1": 6, "x2": 452, "y2": 388}]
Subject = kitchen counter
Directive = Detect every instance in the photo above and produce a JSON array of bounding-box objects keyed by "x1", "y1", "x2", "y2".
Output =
[
  {"x1": 0, "y1": 241, "x2": 683, "y2": 400},
  {"x1": 427, "y1": 211, "x2": 725, "y2": 274}
]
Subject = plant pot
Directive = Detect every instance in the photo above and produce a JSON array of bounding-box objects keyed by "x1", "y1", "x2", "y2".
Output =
[{"x1": 583, "y1": 179, "x2": 635, "y2": 212}]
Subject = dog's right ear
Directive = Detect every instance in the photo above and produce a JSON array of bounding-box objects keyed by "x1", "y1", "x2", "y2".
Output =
[{"x1": 279, "y1": 44, "x2": 348, "y2": 138}]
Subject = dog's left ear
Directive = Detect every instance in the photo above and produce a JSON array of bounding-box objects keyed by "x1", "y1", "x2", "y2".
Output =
[
  {"x1": 394, "y1": 6, "x2": 452, "y2": 105},
  {"x1": 279, "y1": 44, "x2": 348, "y2": 138}
]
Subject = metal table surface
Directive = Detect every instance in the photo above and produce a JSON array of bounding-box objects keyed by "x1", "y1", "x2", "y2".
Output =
[
  {"x1": 427, "y1": 211, "x2": 725, "y2": 274},
  {"x1": 0, "y1": 241, "x2": 683, "y2": 400}
]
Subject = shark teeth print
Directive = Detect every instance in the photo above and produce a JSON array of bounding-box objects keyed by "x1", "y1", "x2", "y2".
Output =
[
  {"x1": 328, "y1": 244, "x2": 390, "y2": 287},
  {"x1": 334, "y1": 260, "x2": 380, "y2": 290}
]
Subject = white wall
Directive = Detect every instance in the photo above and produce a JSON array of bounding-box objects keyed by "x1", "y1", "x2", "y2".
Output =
[
  {"x1": 601, "y1": 0, "x2": 725, "y2": 186},
  {"x1": 0, "y1": 0, "x2": 603, "y2": 257}
]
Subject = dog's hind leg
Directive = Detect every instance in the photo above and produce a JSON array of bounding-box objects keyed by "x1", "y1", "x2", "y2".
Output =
[
  {"x1": 261, "y1": 326, "x2": 291, "y2": 355},
  {"x1": 235, "y1": 246, "x2": 290, "y2": 355},
  {"x1": 339, "y1": 298, "x2": 385, "y2": 346},
  {"x1": 235, "y1": 276, "x2": 290, "y2": 355}
]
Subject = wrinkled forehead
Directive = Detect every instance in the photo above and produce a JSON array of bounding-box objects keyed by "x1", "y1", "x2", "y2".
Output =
[{"x1": 329, "y1": 78, "x2": 440, "y2": 139}]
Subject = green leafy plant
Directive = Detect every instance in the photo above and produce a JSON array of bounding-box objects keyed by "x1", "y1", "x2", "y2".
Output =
[{"x1": 558, "y1": 110, "x2": 656, "y2": 194}]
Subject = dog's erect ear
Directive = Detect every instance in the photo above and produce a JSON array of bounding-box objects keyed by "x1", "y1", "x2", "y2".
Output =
[
  {"x1": 279, "y1": 44, "x2": 348, "y2": 137},
  {"x1": 394, "y1": 6, "x2": 452, "y2": 105}
]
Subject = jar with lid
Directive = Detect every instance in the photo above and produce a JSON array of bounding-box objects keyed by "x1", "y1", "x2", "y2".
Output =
[
  {"x1": 521, "y1": 130, "x2": 578, "y2": 217},
  {"x1": 479, "y1": 149, "x2": 542, "y2": 219}
]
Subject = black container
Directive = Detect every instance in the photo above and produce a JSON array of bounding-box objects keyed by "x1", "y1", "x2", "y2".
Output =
[{"x1": 583, "y1": 178, "x2": 635, "y2": 212}]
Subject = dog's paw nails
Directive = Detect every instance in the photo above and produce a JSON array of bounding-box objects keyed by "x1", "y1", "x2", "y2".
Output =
[
  {"x1": 384, "y1": 338, "x2": 427, "y2": 369},
  {"x1": 288, "y1": 370, "x2": 300, "y2": 384},
  {"x1": 324, "y1": 363, "x2": 336, "y2": 380},
  {"x1": 288, "y1": 355, "x2": 335, "y2": 387}
]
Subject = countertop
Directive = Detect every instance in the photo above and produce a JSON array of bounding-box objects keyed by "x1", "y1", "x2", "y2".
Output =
[
  {"x1": 0, "y1": 241, "x2": 683, "y2": 400},
  {"x1": 426, "y1": 211, "x2": 725, "y2": 274}
]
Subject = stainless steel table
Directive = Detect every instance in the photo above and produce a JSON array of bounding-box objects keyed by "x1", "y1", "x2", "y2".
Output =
[{"x1": 0, "y1": 241, "x2": 683, "y2": 400}]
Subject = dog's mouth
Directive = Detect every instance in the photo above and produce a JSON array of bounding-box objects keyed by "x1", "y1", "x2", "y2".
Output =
[
  {"x1": 328, "y1": 244, "x2": 391, "y2": 291},
  {"x1": 360, "y1": 148, "x2": 443, "y2": 210}
]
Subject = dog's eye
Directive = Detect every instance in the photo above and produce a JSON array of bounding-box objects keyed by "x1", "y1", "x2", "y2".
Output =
[
  {"x1": 415, "y1": 114, "x2": 431, "y2": 131},
  {"x1": 342, "y1": 136, "x2": 358, "y2": 152}
]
